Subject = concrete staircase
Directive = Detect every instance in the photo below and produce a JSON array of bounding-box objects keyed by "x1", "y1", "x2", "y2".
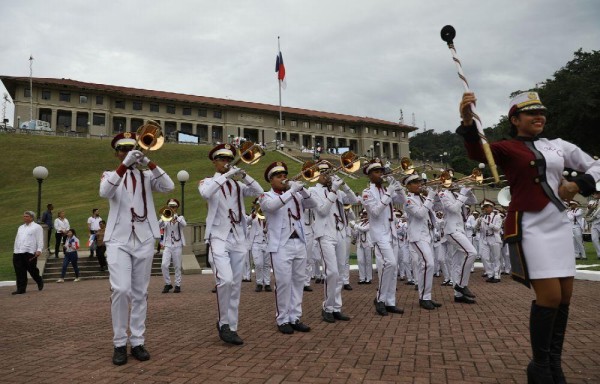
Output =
[{"x1": 42, "y1": 252, "x2": 170, "y2": 282}]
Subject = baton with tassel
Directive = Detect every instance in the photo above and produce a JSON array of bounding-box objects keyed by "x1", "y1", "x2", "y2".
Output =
[{"x1": 440, "y1": 25, "x2": 500, "y2": 183}]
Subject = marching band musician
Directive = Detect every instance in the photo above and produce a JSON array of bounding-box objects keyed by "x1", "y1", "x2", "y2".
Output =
[
  {"x1": 588, "y1": 191, "x2": 600, "y2": 259},
  {"x1": 478, "y1": 200, "x2": 502, "y2": 283},
  {"x1": 433, "y1": 211, "x2": 452, "y2": 286},
  {"x1": 437, "y1": 184, "x2": 478, "y2": 304},
  {"x1": 100, "y1": 132, "x2": 174, "y2": 365},
  {"x1": 351, "y1": 209, "x2": 373, "y2": 284},
  {"x1": 259, "y1": 162, "x2": 318, "y2": 334},
  {"x1": 248, "y1": 200, "x2": 271, "y2": 292},
  {"x1": 397, "y1": 213, "x2": 415, "y2": 285},
  {"x1": 566, "y1": 201, "x2": 587, "y2": 259},
  {"x1": 403, "y1": 174, "x2": 442, "y2": 310},
  {"x1": 342, "y1": 205, "x2": 357, "y2": 291},
  {"x1": 362, "y1": 159, "x2": 406, "y2": 316},
  {"x1": 309, "y1": 161, "x2": 358, "y2": 323},
  {"x1": 159, "y1": 198, "x2": 186, "y2": 294},
  {"x1": 458, "y1": 91, "x2": 600, "y2": 382},
  {"x1": 302, "y1": 207, "x2": 317, "y2": 291},
  {"x1": 199, "y1": 143, "x2": 263, "y2": 346}
]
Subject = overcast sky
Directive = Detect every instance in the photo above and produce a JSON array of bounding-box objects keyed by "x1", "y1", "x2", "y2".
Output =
[{"x1": 1, "y1": 0, "x2": 599, "y2": 133}]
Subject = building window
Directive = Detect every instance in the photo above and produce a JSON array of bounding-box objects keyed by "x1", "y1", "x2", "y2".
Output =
[
  {"x1": 277, "y1": 118, "x2": 285, "y2": 126},
  {"x1": 115, "y1": 100, "x2": 125, "y2": 109},
  {"x1": 150, "y1": 103, "x2": 159, "y2": 112},
  {"x1": 373, "y1": 128, "x2": 378, "y2": 135},
  {"x1": 326, "y1": 124, "x2": 333, "y2": 131},
  {"x1": 339, "y1": 125, "x2": 345, "y2": 133},
  {"x1": 392, "y1": 131, "x2": 397, "y2": 137},
  {"x1": 41, "y1": 90, "x2": 51, "y2": 100},
  {"x1": 365, "y1": 127, "x2": 369, "y2": 133},
  {"x1": 181, "y1": 123, "x2": 193, "y2": 133},
  {"x1": 79, "y1": 95, "x2": 88, "y2": 104},
  {"x1": 96, "y1": 95, "x2": 103, "y2": 105},
  {"x1": 183, "y1": 107, "x2": 192, "y2": 116},
  {"x1": 198, "y1": 108, "x2": 207, "y2": 117},
  {"x1": 315, "y1": 123, "x2": 322, "y2": 130},
  {"x1": 213, "y1": 110, "x2": 222, "y2": 119},
  {"x1": 166, "y1": 105, "x2": 176, "y2": 114},
  {"x1": 350, "y1": 128, "x2": 356, "y2": 134},
  {"x1": 403, "y1": 131, "x2": 407, "y2": 138},
  {"x1": 290, "y1": 120, "x2": 297, "y2": 127},
  {"x1": 24, "y1": 88, "x2": 31, "y2": 97},
  {"x1": 93, "y1": 113, "x2": 106, "y2": 126},
  {"x1": 133, "y1": 101, "x2": 143, "y2": 111},
  {"x1": 59, "y1": 92, "x2": 71, "y2": 102},
  {"x1": 383, "y1": 130, "x2": 388, "y2": 136},
  {"x1": 302, "y1": 121, "x2": 309, "y2": 128}
]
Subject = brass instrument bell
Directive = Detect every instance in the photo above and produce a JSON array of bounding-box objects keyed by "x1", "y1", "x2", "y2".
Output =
[
  {"x1": 136, "y1": 120, "x2": 164, "y2": 151},
  {"x1": 159, "y1": 205, "x2": 177, "y2": 222}
]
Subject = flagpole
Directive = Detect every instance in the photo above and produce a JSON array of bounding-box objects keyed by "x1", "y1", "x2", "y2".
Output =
[
  {"x1": 29, "y1": 55, "x2": 34, "y2": 127},
  {"x1": 277, "y1": 36, "x2": 282, "y2": 150}
]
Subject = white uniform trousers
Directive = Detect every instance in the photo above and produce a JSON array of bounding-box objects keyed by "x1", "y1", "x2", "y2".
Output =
[
  {"x1": 501, "y1": 243, "x2": 511, "y2": 273},
  {"x1": 357, "y1": 245, "x2": 373, "y2": 283},
  {"x1": 399, "y1": 243, "x2": 414, "y2": 281},
  {"x1": 342, "y1": 236, "x2": 351, "y2": 285},
  {"x1": 592, "y1": 225, "x2": 600, "y2": 258},
  {"x1": 434, "y1": 243, "x2": 450, "y2": 281},
  {"x1": 243, "y1": 250, "x2": 252, "y2": 280},
  {"x1": 446, "y1": 232, "x2": 477, "y2": 295},
  {"x1": 209, "y1": 233, "x2": 245, "y2": 332},
  {"x1": 316, "y1": 235, "x2": 343, "y2": 313},
  {"x1": 161, "y1": 246, "x2": 183, "y2": 286},
  {"x1": 409, "y1": 241, "x2": 434, "y2": 301},
  {"x1": 304, "y1": 231, "x2": 315, "y2": 286},
  {"x1": 252, "y1": 243, "x2": 271, "y2": 285},
  {"x1": 107, "y1": 235, "x2": 155, "y2": 348},
  {"x1": 312, "y1": 237, "x2": 324, "y2": 279},
  {"x1": 479, "y1": 239, "x2": 501, "y2": 279},
  {"x1": 271, "y1": 237, "x2": 307, "y2": 325},
  {"x1": 373, "y1": 239, "x2": 399, "y2": 306},
  {"x1": 572, "y1": 226, "x2": 587, "y2": 258}
]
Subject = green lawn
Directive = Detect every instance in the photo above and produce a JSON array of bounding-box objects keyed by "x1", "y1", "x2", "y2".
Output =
[{"x1": 0, "y1": 133, "x2": 373, "y2": 281}]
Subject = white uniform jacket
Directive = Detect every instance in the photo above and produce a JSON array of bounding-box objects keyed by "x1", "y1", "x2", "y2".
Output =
[
  {"x1": 566, "y1": 208, "x2": 585, "y2": 229},
  {"x1": 159, "y1": 215, "x2": 187, "y2": 247},
  {"x1": 438, "y1": 189, "x2": 477, "y2": 235},
  {"x1": 404, "y1": 192, "x2": 437, "y2": 243},
  {"x1": 199, "y1": 172, "x2": 263, "y2": 241},
  {"x1": 100, "y1": 166, "x2": 174, "y2": 243},
  {"x1": 259, "y1": 188, "x2": 318, "y2": 253},
  {"x1": 309, "y1": 184, "x2": 358, "y2": 239},
  {"x1": 465, "y1": 214, "x2": 477, "y2": 238},
  {"x1": 480, "y1": 211, "x2": 503, "y2": 244},
  {"x1": 248, "y1": 215, "x2": 268, "y2": 247},
  {"x1": 361, "y1": 183, "x2": 406, "y2": 243},
  {"x1": 354, "y1": 219, "x2": 372, "y2": 248}
]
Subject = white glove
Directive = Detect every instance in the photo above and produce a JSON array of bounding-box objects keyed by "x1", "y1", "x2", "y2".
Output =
[
  {"x1": 289, "y1": 181, "x2": 305, "y2": 193},
  {"x1": 349, "y1": 220, "x2": 356, "y2": 229},
  {"x1": 460, "y1": 187, "x2": 472, "y2": 196},
  {"x1": 388, "y1": 178, "x2": 401, "y2": 192},
  {"x1": 140, "y1": 156, "x2": 151, "y2": 167},
  {"x1": 224, "y1": 165, "x2": 243, "y2": 179},
  {"x1": 331, "y1": 177, "x2": 344, "y2": 192},
  {"x1": 123, "y1": 150, "x2": 144, "y2": 167},
  {"x1": 426, "y1": 188, "x2": 436, "y2": 199}
]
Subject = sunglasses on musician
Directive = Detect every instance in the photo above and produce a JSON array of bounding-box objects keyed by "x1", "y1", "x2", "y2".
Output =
[
  {"x1": 116, "y1": 145, "x2": 135, "y2": 152},
  {"x1": 521, "y1": 110, "x2": 546, "y2": 117}
]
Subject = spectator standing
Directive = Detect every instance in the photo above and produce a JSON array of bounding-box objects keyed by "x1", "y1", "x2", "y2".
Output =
[
  {"x1": 96, "y1": 220, "x2": 108, "y2": 272},
  {"x1": 12, "y1": 211, "x2": 45, "y2": 294},
  {"x1": 53, "y1": 210, "x2": 70, "y2": 259},
  {"x1": 57, "y1": 229, "x2": 81, "y2": 283},
  {"x1": 41, "y1": 203, "x2": 54, "y2": 250},
  {"x1": 87, "y1": 208, "x2": 102, "y2": 258}
]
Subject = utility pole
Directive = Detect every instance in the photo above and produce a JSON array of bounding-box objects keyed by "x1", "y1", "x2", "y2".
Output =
[{"x1": 29, "y1": 55, "x2": 34, "y2": 127}]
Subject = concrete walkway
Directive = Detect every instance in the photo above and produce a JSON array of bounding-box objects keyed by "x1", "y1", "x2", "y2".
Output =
[{"x1": 1, "y1": 271, "x2": 599, "y2": 383}]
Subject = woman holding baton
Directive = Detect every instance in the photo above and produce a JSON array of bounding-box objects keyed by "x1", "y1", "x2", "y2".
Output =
[{"x1": 457, "y1": 91, "x2": 600, "y2": 383}]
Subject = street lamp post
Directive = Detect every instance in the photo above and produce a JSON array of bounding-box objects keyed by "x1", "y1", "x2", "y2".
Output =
[
  {"x1": 177, "y1": 170, "x2": 190, "y2": 216},
  {"x1": 369, "y1": 144, "x2": 374, "y2": 159},
  {"x1": 32, "y1": 166, "x2": 49, "y2": 221},
  {"x1": 479, "y1": 162, "x2": 486, "y2": 199}
]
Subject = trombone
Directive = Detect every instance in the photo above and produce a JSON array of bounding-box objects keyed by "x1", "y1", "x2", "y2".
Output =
[
  {"x1": 385, "y1": 157, "x2": 434, "y2": 178},
  {"x1": 136, "y1": 120, "x2": 164, "y2": 152},
  {"x1": 286, "y1": 160, "x2": 324, "y2": 183},
  {"x1": 321, "y1": 151, "x2": 366, "y2": 177},
  {"x1": 226, "y1": 141, "x2": 265, "y2": 169}
]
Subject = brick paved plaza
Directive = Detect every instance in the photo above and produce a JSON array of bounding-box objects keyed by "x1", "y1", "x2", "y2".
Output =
[{"x1": 1, "y1": 271, "x2": 599, "y2": 383}]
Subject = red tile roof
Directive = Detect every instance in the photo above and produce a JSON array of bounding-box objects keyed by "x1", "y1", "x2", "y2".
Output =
[{"x1": 1, "y1": 76, "x2": 416, "y2": 130}]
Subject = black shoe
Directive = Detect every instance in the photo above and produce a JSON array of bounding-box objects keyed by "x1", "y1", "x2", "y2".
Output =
[
  {"x1": 112, "y1": 346, "x2": 128, "y2": 365},
  {"x1": 358, "y1": 281, "x2": 365, "y2": 285},
  {"x1": 218, "y1": 324, "x2": 244, "y2": 345},
  {"x1": 333, "y1": 312, "x2": 351, "y2": 321},
  {"x1": 493, "y1": 278, "x2": 501, "y2": 283},
  {"x1": 374, "y1": 299, "x2": 388, "y2": 316},
  {"x1": 431, "y1": 300, "x2": 442, "y2": 308},
  {"x1": 385, "y1": 306, "x2": 404, "y2": 314},
  {"x1": 343, "y1": 284, "x2": 353, "y2": 291},
  {"x1": 278, "y1": 322, "x2": 294, "y2": 334},
  {"x1": 454, "y1": 284, "x2": 476, "y2": 298},
  {"x1": 162, "y1": 284, "x2": 173, "y2": 293},
  {"x1": 174, "y1": 286, "x2": 181, "y2": 293},
  {"x1": 303, "y1": 286, "x2": 313, "y2": 292},
  {"x1": 264, "y1": 285, "x2": 272, "y2": 292},
  {"x1": 414, "y1": 284, "x2": 419, "y2": 291},
  {"x1": 11, "y1": 290, "x2": 26, "y2": 295},
  {"x1": 315, "y1": 278, "x2": 322, "y2": 284},
  {"x1": 37, "y1": 280, "x2": 44, "y2": 291},
  {"x1": 405, "y1": 280, "x2": 415, "y2": 285},
  {"x1": 441, "y1": 280, "x2": 452, "y2": 286},
  {"x1": 454, "y1": 295, "x2": 476, "y2": 304},
  {"x1": 485, "y1": 277, "x2": 495, "y2": 283},
  {"x1": 255, "y1": 285, "x2": 263, "y2": 292},
  {"x1": 290, "y1": 320, "x2": 311, "y2": 332},
  {"x1": 211, "y1": 287, "x2": 217, "y2": 293},
  {"x1": 242, "y1": 278, "x2": 252, "y2": 282},
  {"x1": 365, "y1": 281, "x2": 372, "y2": 284},
  {"x1": 419, "y1": 300, "x2": 436, "y2": 310},
  {"x1": 322, "y1": 309, "x2": 335, "y2": 323},
  {"x1": 131, "y1": 345, "x2": 150, "y2": 361}
]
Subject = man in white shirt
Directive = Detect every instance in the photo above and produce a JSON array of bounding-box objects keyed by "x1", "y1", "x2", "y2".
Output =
[
  {"x1": 53, "y1": 210, "x2": 70, "y2": 259},
  {"x1": 87, "y1": 208, "x2": 102, "y2": 258},
  {"x1": 12, "y1": 211, "x2": 45, "y2": 294}
]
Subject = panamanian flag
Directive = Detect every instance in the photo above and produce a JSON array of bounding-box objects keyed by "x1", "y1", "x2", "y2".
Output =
[{"x1": 275, "y1": 51, "x2": 286, "y2": 89}]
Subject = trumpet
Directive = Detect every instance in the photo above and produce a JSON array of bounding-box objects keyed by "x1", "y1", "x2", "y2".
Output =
[
  {"x1": 159, "y1": 205, "x2": 177, "y2": 222},
  {"x1": 136, "y1": 120, "x2": 164, "y2": 152}
]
